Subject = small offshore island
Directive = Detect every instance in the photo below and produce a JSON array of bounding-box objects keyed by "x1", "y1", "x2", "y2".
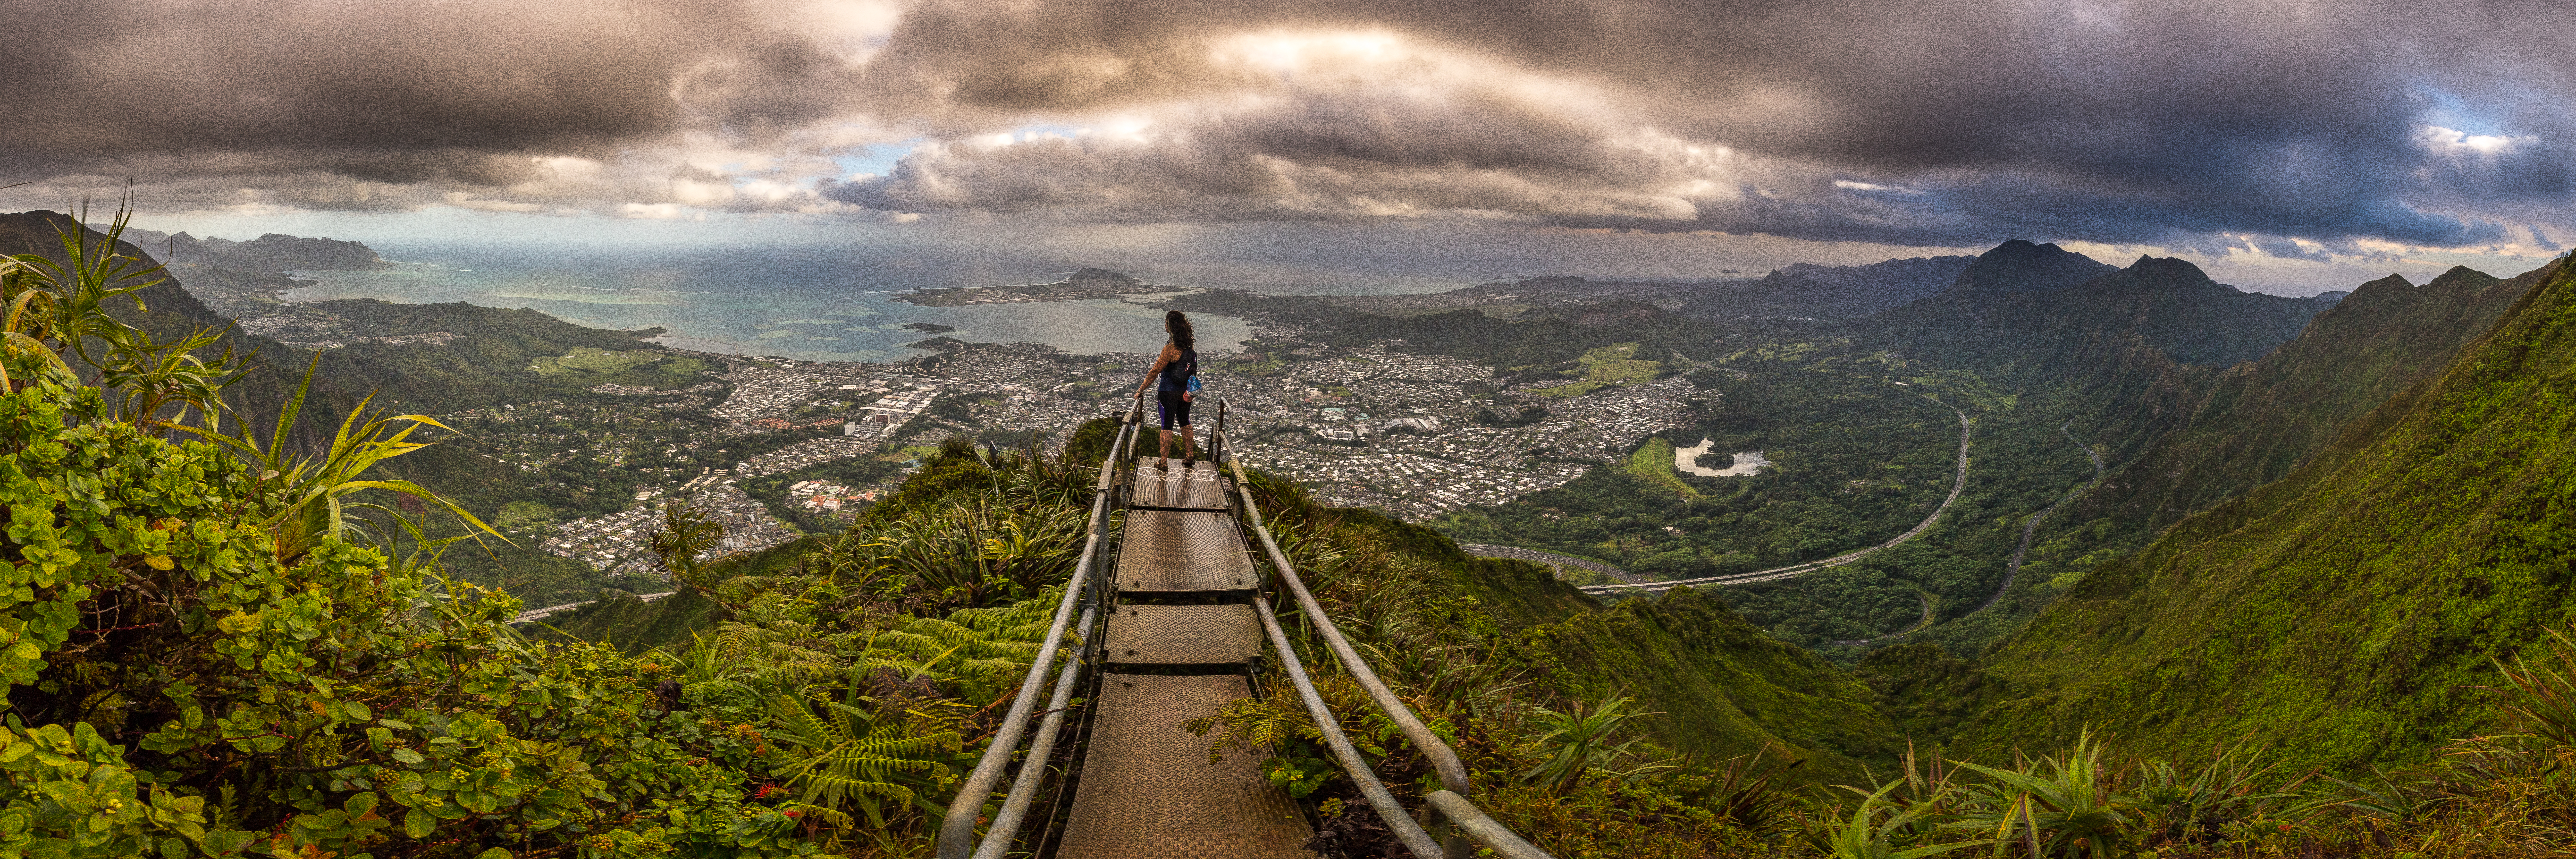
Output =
[{"x1": 892, "y1": 267, "x2": 1211, "y2": 306}]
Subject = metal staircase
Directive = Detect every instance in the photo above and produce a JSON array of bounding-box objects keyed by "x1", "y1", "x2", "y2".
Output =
[{"x1": 937, "y1": 397, "x2": 1553, "y2": 859}]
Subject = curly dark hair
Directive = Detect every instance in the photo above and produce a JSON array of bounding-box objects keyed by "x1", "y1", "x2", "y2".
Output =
[{"x1": 1165, "y1": 310, "x2": 1195, "y2": 350}]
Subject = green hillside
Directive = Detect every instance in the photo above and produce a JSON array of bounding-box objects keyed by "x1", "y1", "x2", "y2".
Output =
[
  {"x1": 316, "y1": 298, "x2": 709, "y2": 411},
  {"x1": 1498, "y1": 586, "x2": 1898, "y2": 775},
  {"x1": 1957, "y1": 255, "x2": 2576, "y2": 771},
  {"x1": 1326, "y1": 298, "x2": 1713, "y2": 369},
  {"x1": 2078, "y1": 262, "x2": 2549, "y2": 538},
  {"x1": 0, "y1": 210, "x2": 359, "y2": 454}
]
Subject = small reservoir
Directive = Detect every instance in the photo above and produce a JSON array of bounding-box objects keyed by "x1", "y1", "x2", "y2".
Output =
[{"x1": 1675, "y1": 438, "x2": 1770, "y2": 477}]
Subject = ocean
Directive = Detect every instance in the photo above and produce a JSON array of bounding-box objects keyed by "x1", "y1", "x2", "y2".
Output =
[{"x1": 276, "y1": 239, "x2": 1586, "y2": 362}]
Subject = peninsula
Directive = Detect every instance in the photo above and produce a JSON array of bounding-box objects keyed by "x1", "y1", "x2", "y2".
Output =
[{"x1": 892, "y1": 267, "x2": 1201, "y2": 306}]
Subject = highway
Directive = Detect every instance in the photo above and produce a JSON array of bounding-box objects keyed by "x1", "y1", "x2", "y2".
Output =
[
  {"x1": 513, "y1": 590, "x2": 677, "y2": 624},
  {"x1": 1579, "y1": 391, "x2": 1972, "y2": 595},
  {"x1": 1980, "y1": 417, "x2": 2103, "y2": 611},
  {"x1": 1458, "y1": 543, "x2": 1646, "y2": 584}
]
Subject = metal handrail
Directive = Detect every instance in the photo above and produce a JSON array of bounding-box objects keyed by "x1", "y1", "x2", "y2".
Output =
[
  {"x1": 1250, "y1": 594, "x2": 1444, "y2": 858},
  {"x1": 1427, "y1": 791, "x2": 1555, "y2": 859},
  {"x1": 938, "y1": 405, "x2": 1142, "y2": 859},
  {"x1": 1219, "y1": 428, "x2": 1553, "y2": 859},
  {"x1": 1226, "y1": 453, "x2": 1473, "y2": 793},
  {"x1": 970, "y1": 597, "x2": 1100, "y2": 859},
  {"x1": 943, "y1": 393, "x2": 1555, "y2": 859}
]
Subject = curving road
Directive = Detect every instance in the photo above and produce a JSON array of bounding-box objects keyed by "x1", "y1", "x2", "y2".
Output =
[
  {"x1": 1980, "y1": 418, "x2": 2103, "y2": 611},
  {"x1": 1458, "y1": 543, "x2": 1646, "y2": 584},
  {"x1": 514, "y1": 591, "x2": 678, "y2": 624},
  {"x1": 1579, "y1": 391, "x2": 1972, "y2": 595}
]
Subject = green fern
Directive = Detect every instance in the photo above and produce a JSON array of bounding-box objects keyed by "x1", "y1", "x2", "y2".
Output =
[
  {"x1": 850, "y1": 595, "x2": 1070, "y2": 703},
  {"x1": 1185, "y1": 686, "x2": 1323, "y2": 764},
  {"x1": 767, "y1": 692, "x2": 964, "y2": 827}
]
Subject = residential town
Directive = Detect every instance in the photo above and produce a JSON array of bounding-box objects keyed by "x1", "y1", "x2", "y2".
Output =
[{"x1": 497, "y1": 332, "x2": 1702, "y2": 580}]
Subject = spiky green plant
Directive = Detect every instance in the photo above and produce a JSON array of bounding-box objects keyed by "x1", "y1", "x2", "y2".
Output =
[
  {"x1": 2468, "y1": 626, "x2": 2576, "y2": 767},
  {"x1": 667, "y1": 630, "x2": 751, "y2": 685},
  {"x1": 1523, "y1": 695, "x2": 1656, "y2": 793},
  {"x1": 0, "y1": 201, "x2": 244, "y2": 429},
  {"x1": 1946, "y1": 731, "x2": 2139, "y2": 858},
  {"x1": 826, "y1": 498, "x2": 1085, "y2": 611},
  {"x1": 2131, "y1": 743, "x2": 2294, "y2": 847},
  {"x1": 177, "y1": 359, "x2": 501, "y2": 563},
  {"x1": 2308, "y1": 764, "x2": 2446, "y2": 826},
  {"x1": 1805, "y1": 781, "x2": 1993, "y2": 859}
]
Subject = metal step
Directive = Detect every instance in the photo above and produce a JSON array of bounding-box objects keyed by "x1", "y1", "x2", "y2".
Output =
[
  {"x1": 1134, "y1": 459, "x2": 1231, "y2": 510},
  {"x1": 1056, "y1": 673, "x2": 1314, "y2": 859},
  {"x1": 1103, "y1": 604, "x2": 1262, "y2": 665},
  {"x1": 1115, "y1": 509, "x2": 1258, "y2": 593}
]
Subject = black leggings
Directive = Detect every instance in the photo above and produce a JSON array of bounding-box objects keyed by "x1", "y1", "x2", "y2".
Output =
[{"x1": 1157, "y1": 390, "x2": 1192, "y2": 429}]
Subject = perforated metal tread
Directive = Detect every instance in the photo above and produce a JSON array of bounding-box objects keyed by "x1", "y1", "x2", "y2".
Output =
[
  {"x1": 1134, "y1": 459, "x2": 1232, "y2": 510},
  {"x1": 1057, "y1": 673, "x2": 1314, "y2": 859},
  {"x1": 1103, "y1": 604, "x2": 1262, "y2": 665},
  {"x1": 1116, "y1": 509, "x2": 1258, "y2": 592}
]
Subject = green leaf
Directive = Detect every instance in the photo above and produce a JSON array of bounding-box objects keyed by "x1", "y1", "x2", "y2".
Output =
[
  {"x1": 403, "y1": 808, "x2": 434, "y2": 839},
  {"x1": 476, "y1": 849, "x2": 512, "y2": 859},
  {"x1": 390, "y1": 748, "x2": 423, "y2": 764}
]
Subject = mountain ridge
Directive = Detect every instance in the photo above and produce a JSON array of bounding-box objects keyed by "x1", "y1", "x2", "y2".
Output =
[
  {"x1": 1954, "y1": 255, "x2": 2576, "y2": 771},
  {"x1": 1782, "y1": 254, "x2": 1976, "y2": 300},
  {"x1": 2072, "y1": 261, "x2": 2550, "y2": 538}
]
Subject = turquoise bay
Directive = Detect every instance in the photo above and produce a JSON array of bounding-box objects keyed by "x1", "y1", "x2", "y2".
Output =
[{"x1": 280, "y1": 244, "x2": 1272, "y2": 362}]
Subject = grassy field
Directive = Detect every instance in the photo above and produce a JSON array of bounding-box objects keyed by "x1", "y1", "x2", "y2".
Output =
[
  {"x1": 874, "y1": 444, "x2": 941, "y2": 462},
  {"x1": 495, "y1": 500, "x2": 562, "y2": 530},
  {"x1": 1374, "y1": 303, "x2": 1538, "y2": 319},
  {"x1": 1902, "y1": 368, "x2": 2016, "y2": 411},
  {"x1": 1523, "y1": 342, "x2": 1662, "y2": 398},
  {"x1": 1623, "y1": 437, "x2": 1702, "y2": 497},
  {"x1": 1717, "y1": 335, "x2": 1849, "y2": 365},
  {"x1": 528, "y1": 347, "x2": 698, "y2": 375}
]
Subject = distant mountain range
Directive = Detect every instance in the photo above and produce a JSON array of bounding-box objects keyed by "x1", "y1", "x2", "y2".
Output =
[
  {"x1": 1671, "y1": 270, "x2": 1886, "y2": 320},
  {"x1": 1327, "y1": 252, "x2": 1979, "y2": 321},
  {"x1": 94, "y1": 224, "x2": 391, "y2": 272},
  {"x1": 1781, "y1": 254, "x2": 1977, "y2": 300}
]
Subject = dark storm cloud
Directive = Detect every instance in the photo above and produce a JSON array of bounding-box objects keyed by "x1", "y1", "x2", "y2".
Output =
[
  {"x1": 0, "y1": 0, "x2": 867, "y2": 212},
  {"x1": 829, "y1": 0, "x2": 2576, "y2": 250},
  {"x1": 5, "y1": 0, "x2": 2571, "y2": 251}
]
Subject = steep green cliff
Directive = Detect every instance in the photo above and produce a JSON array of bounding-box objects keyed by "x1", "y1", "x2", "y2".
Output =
[
  {"x1": 2078, "y1": 261, "x2": 2550, "y2": 536},
  {"x1": 1957, "y1": 255, "x2": 2576, "y2": 771},
  {"x1": 1496, "y1": 586, "x2": 1898, "y2": 778},
  {"x1": 1359, "y1": 509, "x2": 1897, "y2": 776}
]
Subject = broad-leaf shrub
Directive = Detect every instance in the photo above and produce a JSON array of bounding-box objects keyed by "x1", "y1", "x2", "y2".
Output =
[{"x1": 0, "y1": 346, "x2": 822, "y2": 857}]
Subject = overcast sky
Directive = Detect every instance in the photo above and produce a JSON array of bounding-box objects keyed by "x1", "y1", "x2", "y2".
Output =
[{"x1": 5, "y1": 0, "x2": 2568, "y2": 293}]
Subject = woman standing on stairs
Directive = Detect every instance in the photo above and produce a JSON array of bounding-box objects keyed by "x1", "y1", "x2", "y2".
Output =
[{"x1": 1134, "y1": 309, "x2": 1199, "y2": 468}]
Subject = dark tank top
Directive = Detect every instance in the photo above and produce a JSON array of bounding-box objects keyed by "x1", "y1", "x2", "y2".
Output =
[{"x1": 1158, "y1": 347, "x2": 1196, "y2": 391}]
